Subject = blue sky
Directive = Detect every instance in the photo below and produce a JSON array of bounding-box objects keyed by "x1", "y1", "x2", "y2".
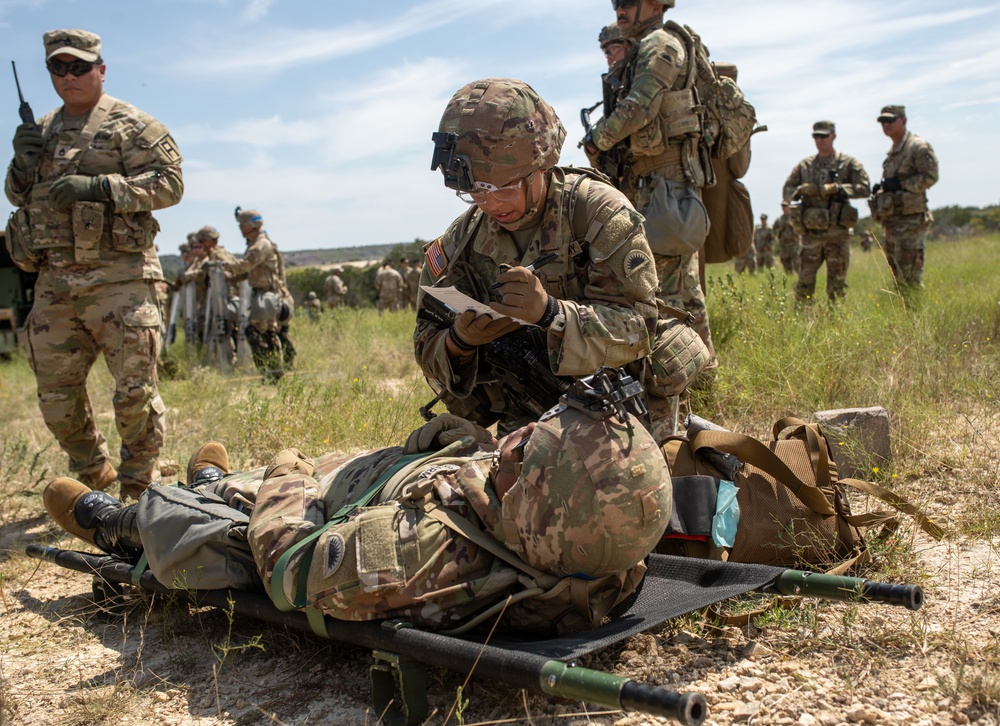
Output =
[{"x1": 2, "y1": 0, "x2": 998, "y2": 257}]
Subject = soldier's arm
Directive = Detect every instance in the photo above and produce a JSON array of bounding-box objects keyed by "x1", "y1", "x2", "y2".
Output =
[
  {"x1": 548, "y1": 185, "x2": 657, "y2": 377},
  {"x1": 110, "y1": 109, "x2": 184, "y2": 213},
  {"x1": 782, "y1": 164, "x2": 803, "y2": 202},
  {"x1": 842, "y1": 157, "x2": 871, "y2": 199},
  {"x1": 590, "y1": 34, "x2": 684, "y2": 151},
  {"x1": 902, "y1": 139, "x2": 939, "y2": 193},
  {"x1": 228, "y1": 241, "x2": 263, "y2": 277}
]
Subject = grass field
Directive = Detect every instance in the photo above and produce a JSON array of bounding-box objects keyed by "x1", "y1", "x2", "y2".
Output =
[{"x1": 0, "y1": 234, "x2": 997, "y2": 725}]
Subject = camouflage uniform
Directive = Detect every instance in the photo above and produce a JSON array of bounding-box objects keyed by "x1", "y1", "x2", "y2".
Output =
[
  {"x1": 323, "y1": 269, "x2": 348, "y2": 308},
  {"x1": 375, "y1": 263, "x2": 404, "y2": 312},
  {"x1": 733, "y1": 237, "x2": 756, "y2": 274},
  {"x1": 753, "y1": 218, "x2": 775, "y2": 270},
  {"x1": 772, "y1": 210, "x2": 801, "y2": 274},
  {"x1": 4, "y1": 30, "x2": 182, "y2": 495},
  {"x1": 233, "y1": 210, "x2": 295, "y2": 377},
  {"x1": 589, "y1": 12, "x2": 716, "y2": 363},
  {"x1": 783, "y1": 123, "x2": 870, "y2": 302},
  {"x1": 304, "y1": 291, "x2": 322, "y2": 322},
  {"x1": 405, "y1": 262, "x2": 421, "y2": 309},
  {"x1": 203, "y1": 407, "x2": 671, "y2": 632},
  {"x1": 871, "y1": 113, "x2": 938, "y2": 289}
]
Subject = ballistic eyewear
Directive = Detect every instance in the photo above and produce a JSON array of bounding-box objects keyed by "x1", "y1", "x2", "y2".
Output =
[
  {"x1": 611, "y1": 0, "x2": 639, "y2": 9},
  {"x1": 46, "y1": 58, "x2": 98, "y2": 77},
  {"x1": 457, "y1": 177, "x2": 525, "y2": 206}
]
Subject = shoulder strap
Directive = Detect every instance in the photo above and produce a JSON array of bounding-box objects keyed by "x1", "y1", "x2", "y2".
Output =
[
  {"x1": 662, "y1": 21, "x2": 700, "y2": 92},
  {"x1": 62, "y1": 93, "x2": 117, "y2": 174}
]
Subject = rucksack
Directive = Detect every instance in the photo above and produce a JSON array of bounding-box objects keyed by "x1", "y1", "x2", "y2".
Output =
[
  {"x1": 664, "y1": 21, "x2": 760, "y2": 161},
  {"x1": 660, "y1": 416, "x2": 944, "y2": 572}
]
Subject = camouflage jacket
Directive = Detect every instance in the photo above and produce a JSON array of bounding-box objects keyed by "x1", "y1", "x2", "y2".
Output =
[
  {"x1": 782, "y1": 152, "x2": 870, "y2": 209},
  {"x1": 753, "y1": 225, "x2": 774, "y2": 252},
  {"x1": 876, "y1": 131, "x2": 938, "y2": 215},
  {"x1": 324, "y1": 274, "x2": 347, "y2": 298},
  {"x1": 375, "y1": 267, "x2": 404, "y2": 295},
  {"x1": 414, "y1": 168, "x2": 657, "y2": 425},
  {"x1": 405, "y1": 267, "x2": 421, "y2": 302},
  {"x1": 230, "y1": 232, "x2": 286, "y2": 293},
  {"x1": 772, "y1": 213, "x2": 799, "y2": 250},
  {"x1": 5, "y1": 93, "x2": 182, "y2": 288},
  {"x1": 207, "y1": 442, "x2": 643, "y2": 632}
]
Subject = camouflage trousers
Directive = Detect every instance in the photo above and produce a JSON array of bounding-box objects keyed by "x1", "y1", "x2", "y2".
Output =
[
  {"x1": 755, "y1": 246, "x2": 775, "y2": 271},
  {"x1": 796, "y1": 229, "x2": 851, "y2": 303},
  {"x1": 733, "y1": 247, "x2": 756, "y2": 274},
  {"x1": 377, "y1": 290, "x2": 401, "y2": 313},
  {"x1": 883, "y1": 213, "x2": 930, "y2": 288},
  {"x1": 26, "y1": 274, "x2": 165, "y2": 489},
  {"x1": 656, "y1": 251, "x2": 716, "y2": 360},
  {"x1": 325, "y1": 295, "x2": 346, "y2": 309},
  {"x1": 777, "y1": 243, "x2": 799, "y2": 274}
]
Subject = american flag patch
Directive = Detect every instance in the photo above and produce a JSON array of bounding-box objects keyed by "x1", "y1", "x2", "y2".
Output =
[{"x1": 425, "y1": 238, "x2": 448, "y2": 277}]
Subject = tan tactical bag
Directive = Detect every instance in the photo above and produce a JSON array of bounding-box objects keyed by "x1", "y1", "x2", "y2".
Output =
[{"x1": 662, "y1": 417, "x2": 943, "y2": 571}]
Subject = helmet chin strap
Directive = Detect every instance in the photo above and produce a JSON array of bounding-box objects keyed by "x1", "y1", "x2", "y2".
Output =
[
  {"x1": 496, "y1": 170, "x2": 548, "y2": 233},
  {"x1": 622, "y1": 3, "x2": 664, "y2": 39}
]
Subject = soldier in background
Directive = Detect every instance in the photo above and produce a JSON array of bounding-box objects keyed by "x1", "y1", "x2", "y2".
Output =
[
  {"x1": 374, "y1": 259, "x2": 404, "y2": 313},
  {"x1": 870, "y1": 105, "x2": 939, "y2": 291},
  {"x1": 405, "y1": 258, "x2": 421, "y2": 309},
  {"x1": 783, "y1": 121, "x2": 870, "y2": 303},
  {"x1": 599, "y1": 22, "x2": 631, "y2": 68},
  {"x1": 304, "y1": 291, "x2": 322, "y2": 322},
  {"x1": 753, "y1": 213, "x2": 775, "y2": 270},
  {"x1": 398, "y1": 258, "x2": 414, "y2": 309},
  {"x1": 181, "y1": 225, "x2": 240, "y2": 368},
  {"x1": 583, "y1": 0, "x2": 717, "y2": 372},
  {"x1": 4, "y1": 29, "x2": 183, "y2": 499},
  {"x1": 860, "y1": 230, "x2": 874, "y2": 253},
  {"x1": 233, "y1": 208, "x2": 295, "y2": 380},
  {"x1": 324, "y1": 267, "x2": 348, "y2": 308},
  {"x1": 772, "y1": 201, "x2": 801, "y2": 274},
  {"x1": 733, "y1": 236, "x2": 756, "y2": 274}
]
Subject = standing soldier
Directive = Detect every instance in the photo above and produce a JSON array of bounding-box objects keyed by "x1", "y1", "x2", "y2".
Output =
[
  {"x1": 405, "y1": 258, "x2": 421, "y2": 309},
  {"x1": 4, "y1": 29, "x2": 183, "y2": 499},
  {"x1": 323, "y1": 267, "x2": 348, "y2": 308},
  {"x1": 181, "y1": 225, "x2": 240, "y2": 369},
  {"x1": 304, "y1": 291, "x2": 322, "y2": 322},
  {"x1": 733, "y1": 235, "x2": 756, "y2": 274},
  {"x1": 772, "y1": 201, "x2": 801, "y2": 274},
  {"x1": 860, "y1": 230, "x2": 874, "y2": 252},
  {"x1": 870, "y1": 105, "x2": 938, "y2": 291},
  {"x1": 232, "y1": 208, "x2": 295, "y2": 380},
  {"x1": 398, "y1": 258, "x2": 414, "y2": 309},
  {"x1": 583, "y1": 0, "x2": 717, "y2": 372},
  {"x1": 783, "y1": 121, "x2": 870, "y2": 303},
  {"x1": 753, "y1": 213, "x2": 775, "y2": 270},
  {"x1": 374, "y1": 259, "x2": 404, "y2": 313}
]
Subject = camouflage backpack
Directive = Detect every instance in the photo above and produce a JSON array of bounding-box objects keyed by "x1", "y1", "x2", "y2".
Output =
[{"x1": 664, "y1": 21, "x2": 760, "y2": 162}]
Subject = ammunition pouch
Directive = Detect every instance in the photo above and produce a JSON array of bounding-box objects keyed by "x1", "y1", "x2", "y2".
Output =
[
  {"x1": 872, "y1": 190, "x2": 927, "y2": 221},
  {"x1": 5, "y1": 208, "x2": 40, "y2": 272},
  {"x1": 641, "y1": 178, "x2": 710, "y2": 257},
  {"x1": 837, "y1": 202, "x2": 859, "y2": 228},
  {"x1": 72, "y1": 201, "x2": 106, "y2": 264},
  {"x1": 111, "y1": 211, "x2": 159, "y2": 253},
  {"x1": 659, "y1": 88, "x2": 701, "y2": 139},
  {"x1": 800, "y1": 205, "x2": 831, "y2": 232},
  {"x1": 642, "y1": 315, "x2": 711, "y2": 398}
]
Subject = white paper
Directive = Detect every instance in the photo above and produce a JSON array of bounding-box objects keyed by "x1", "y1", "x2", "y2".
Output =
[{"x1": 420, "y1": 285, "x2": 530, "y2": 325}]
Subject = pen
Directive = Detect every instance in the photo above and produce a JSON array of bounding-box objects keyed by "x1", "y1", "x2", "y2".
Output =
[{"x1": 487, "y1": 252, "x2": 561, "y2": 292}]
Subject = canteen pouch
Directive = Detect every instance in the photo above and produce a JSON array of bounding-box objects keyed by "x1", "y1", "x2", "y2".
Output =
[
  {"x1": 801, "y1": 206, "x2": 831, "y2": 231},
  {"x1": 111, "y1": 211, "x2": 158, "y2": 253},
  {"x1": 874, "y1": 191, "x2": 897, "y2": 219},
  {"x1": 5, "y1": 209, "x2": 41, "y2": 272},
  {"x1": 642, "y1": 177, "x2": 710, "y2": 256},
  {"x1": 837, "y1": 203, "x2": 859, "y2": 228},
  {"x1": 72, "y1": 201, "x2": 105, "y2": 264},
  {"x1": 900, "y1": 191, "x2": 927, "y2": 215}
]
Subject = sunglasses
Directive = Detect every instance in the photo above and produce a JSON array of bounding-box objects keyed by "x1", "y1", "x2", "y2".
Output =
[
  {"x1": 457, "y1": 177, "x2": 525, "y2": 206},
  {"x1": 612, "y1": 0, "x2": 639, "y2": 9},
  {"x1": 46, "y1": 58, "x2": 98, "y2": 77},
  {"x1": 812, "y1": 133, "x2": 832, "y2": 139}
]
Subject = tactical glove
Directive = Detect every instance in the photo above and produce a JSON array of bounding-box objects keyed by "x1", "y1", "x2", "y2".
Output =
[
  {"x1": 11, "y1": 123, "x2": 44, "y2": 173},
  {"x1": 881, "y1": 177, "x2": 902, "y2": 193},
  {"x1": 871, "y1": 183, "x2": 881, "y2": 195},
  {"x1": 403, "y1": 413, "x2": 495, "y2": 454},
  {"x1": 794, "y1": 183, "x2": 820, "y2": 198},
  {"x1": 488, "y1": 266, "x2": 553, "y2": 325},
  {"x1": 821, "y1": 183, "x2": 842, "y2": 198},
  {"x1": 49, "y1": 174, "x2": 110, "y2": 210},
  {"x1": 451, "y1": 310, "x2": 520, "y2": 349}
]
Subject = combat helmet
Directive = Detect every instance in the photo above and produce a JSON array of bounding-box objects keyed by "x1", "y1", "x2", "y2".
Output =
[
  {"x1": 598, "y1": 23, "x2": 623, "y2": 49},
  {"x1": 432, "y1": 78, "x2": 566, "y2": 192},
  {"x1": 196, "y1": 225, "x2": 220, "y2": 243},
  {"x1": 235, "y1": 207, "x2": 264, "y2": 231},
  {"x1": 499, "y1": 405, "x2": 672, "y2": 577}
]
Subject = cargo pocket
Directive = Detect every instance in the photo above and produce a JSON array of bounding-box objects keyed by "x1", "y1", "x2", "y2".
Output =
[
  {"x1": 5, "y1": 209, "x2": 41, "y2": 272},
  {"x1": 72, "y1": 201, "x2": 105, "y2": 264},
  {"x1": 111, "y1": 211, "x2": 158, "y2": 253}
]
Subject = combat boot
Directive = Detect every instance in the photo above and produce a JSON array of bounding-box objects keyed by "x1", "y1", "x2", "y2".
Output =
[
  {"x1": 186, "y1": 442, "x2": 230, "y2": 486},
  {"x1": 43, "y1": 478, "x2": 143, "y2": 561},
  {"x1": 78, "y1": 461, "x2": 118, "y2": 492}
]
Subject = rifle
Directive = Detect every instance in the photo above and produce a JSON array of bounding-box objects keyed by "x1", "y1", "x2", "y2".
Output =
[
  {"x1": 11, "y1": 61, "x2": 35, "y2": 126},
  {"x1": 578, "y1": 73, "x2": 628, "y2": 184}
]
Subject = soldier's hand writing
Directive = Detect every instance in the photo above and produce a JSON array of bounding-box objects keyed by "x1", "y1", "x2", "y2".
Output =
[
  {"x1": 795, "y1": 183, "x2": 819, "y2": 198},
  {"x1": 488, "y1": 266, "x2": 552, "y2": 324},
  {"x1": 821, "y1": 183, "x2": 841, "y2": 198},
  {"x1": 49, "y1": 174, "x2": 110, "y2": 209},
  {"x1": 881, "y1": 177, "x2": 902, "y2": 193},
  {"x1": 11, "y1": 123, "x2": 44, "y2": 172},
  {"x1": 451, "y1": 310, "x2": 520, "y2": 349},
  {"x1": 403, "y1": 413, "x2": 496, "y2": 454}
]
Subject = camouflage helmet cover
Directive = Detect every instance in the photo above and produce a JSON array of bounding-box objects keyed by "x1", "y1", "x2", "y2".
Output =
[
  {"x1": 500, "y1": 406, "x2": 672, "y2": 577},
  {"x1": 598, "y1": 23, "x2": 623, "y2": 49},
  {"x1": 436, "y1": 78, "x2": 566, "y2": 189},
  {"x1": 236, "y1": 208, "x2": 264, "y2": 230},
  {"x1": 196, "y1": 225, "x2": 220, "y2": 243}
]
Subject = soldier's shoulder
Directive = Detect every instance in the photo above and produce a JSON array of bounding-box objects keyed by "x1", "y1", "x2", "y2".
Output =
[
  {"x1": 907, "y1": 132, "x2": 934, "y2": 150},
  {"x1": 638, "y1": 27, "x2": 685, "y2": 59}
]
